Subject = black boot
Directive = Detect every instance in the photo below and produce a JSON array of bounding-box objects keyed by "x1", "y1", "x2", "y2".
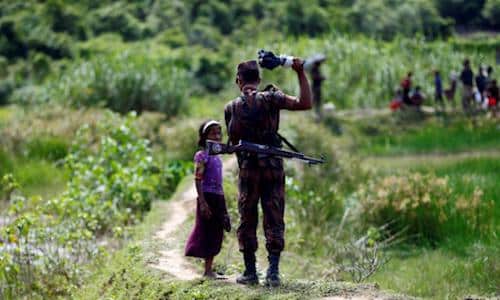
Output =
[
  {"x1": 236, "y1": 252, "x2": 259, "y2": 285},
  {"x1": 265, "y1": 253, "x2": 280, "y2": 287}
]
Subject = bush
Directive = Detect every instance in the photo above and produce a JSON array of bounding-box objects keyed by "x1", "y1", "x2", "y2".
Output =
[
  {"x1": 25, "y1": 136, "x2": 69, "y2": 161},
  {"x1": 31, "y1": 52, "x2": 192, "y2": 117},
  {"x1": 0, "y1": 149, "x2": 13, "y2": 178},
  {"x1": 159, "y1": 160, "x2": 193, "y2": 197},
  {"x1": 0, "y1": 112, "x2": 163, "y2": 298},
  {"x1": 482, "y1": 0, "x2": 500, "y2": 28},
  {"x1": 282, "y1": 0, "x2": 330, "y2": 37},
  {"x1": 355, "y1": 173, "x2": 494, "y2": 244},
  {"x1": 88, "y1": 2, "x2": 145, "y2": 41},
  {"x1": 435, "y1": 0, "x2": 486, "y2": 26},
  {"x1": 348, "y1": 0, "x2": 451, "y2": 40},
  {"x1": 194, "y1": 52, "x2": 231, "y2": 92}
]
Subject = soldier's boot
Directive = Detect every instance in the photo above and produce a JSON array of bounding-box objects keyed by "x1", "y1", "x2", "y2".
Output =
[
  {"x1": 236, "y1": 252, "x2": 259, "y2": 285},
  {"x1": 265, "y1": 253, "x2": 280, "y2": 287}
]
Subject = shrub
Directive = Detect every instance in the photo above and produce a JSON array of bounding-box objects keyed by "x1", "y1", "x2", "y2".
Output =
[
  {"x1": 355, "y1": 173, "x2": 494, "y2": 243},
  {"x1": 482, "y1": 0, "x2": 500, "y2": 28},
  {"x1": 32, "y1": 52, "x2": 192, "y2": 117},
  {"x1": 0, "y1": 112, "x2": 163, "y2": 298},
  {"x1": 348, "y1": 0, "x2": 452, "y2": 40},
  {"x1": 24, "y1": 136, "x2": 69, "y2": 161},
  {"x1": 0, "y1": 149, "x2": 13, "y2": 178},
  {"x1": 88, "y1": 2, "x2": 144, "y2": 41},
  {"x1": 194, "y1": 52, "x2": 231, "y2": 92},
  {"x1": 159, "y1": 160, "x2": 193, "y2": 197}
]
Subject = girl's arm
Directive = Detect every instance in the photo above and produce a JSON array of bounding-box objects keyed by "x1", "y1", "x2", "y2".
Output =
[{"x1": 195, "y1": 160, "x2": 212, "y2": 219}]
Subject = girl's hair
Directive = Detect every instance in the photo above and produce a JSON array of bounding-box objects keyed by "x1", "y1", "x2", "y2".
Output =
[{"x1": 198, "y1": 120, "x2": 221, "y2": 148}]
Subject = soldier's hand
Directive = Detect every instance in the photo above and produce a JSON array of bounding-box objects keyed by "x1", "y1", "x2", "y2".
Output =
[{"x1": 291, "y1": 58, "x2": 304, "y2": 73}]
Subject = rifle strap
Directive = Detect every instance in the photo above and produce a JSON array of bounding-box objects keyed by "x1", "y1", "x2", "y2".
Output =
[{"x1": 276, "y1": 132, "x2": 300, "y2": 153}]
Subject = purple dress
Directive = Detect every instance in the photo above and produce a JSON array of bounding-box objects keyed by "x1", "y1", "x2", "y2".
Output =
[{"x1": 185, "y1": 150, "x2": 228, "y2": 258}]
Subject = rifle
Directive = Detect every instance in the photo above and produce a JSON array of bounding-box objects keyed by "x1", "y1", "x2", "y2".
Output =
[{"x1": 206, "y1": 140, "x2": 325, "y2": 165}]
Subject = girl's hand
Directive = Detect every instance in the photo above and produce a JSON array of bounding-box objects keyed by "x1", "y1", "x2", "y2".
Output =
[{"x1": 199, "y1": 199, "x2": 212, "y2": 219}]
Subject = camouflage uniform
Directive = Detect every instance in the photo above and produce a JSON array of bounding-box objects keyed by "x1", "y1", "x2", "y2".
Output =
[{"x1": 224, "y1": 86, "x2": 288, "y2": 255}]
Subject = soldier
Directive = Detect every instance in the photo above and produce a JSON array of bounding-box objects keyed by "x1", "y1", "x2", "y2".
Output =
[{"x1": 224, "y1": 58, "x2": 312, "y2": 287}]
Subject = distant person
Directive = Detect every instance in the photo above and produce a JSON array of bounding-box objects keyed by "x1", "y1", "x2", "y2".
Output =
[
  {"x1": 390, "y1": 89, "x2": 403, "y2": 111},
  {"x1": 401, "y1": 72, "x2": 413, "y2": 105},
  {"x1": 185, "y1": 120, "x2": 231, "y2": 278},
  {"x1": 475, "y1": 66, "x2": 487, "y2": 102},
  {"x1": 487, "y1": 65, "x2": 494, "y2": 79},
  {"x1": 410, "y1": 86, "x2": 425, "y2": 108},
  {"x1": 434, "y1": 70, "x2": 445, "y2": 113},
  {"x1": 310, "y1": 58, "x2": 326, "y2": 120},
  {"x1": 444, "y1": 71, "x2": 458, "y2": 107},
  {"x1": 486, "y1": 79, "x2": 499, "y2": 117},
  {"x1": 460, "y1": 59, "x2": 474, "y2": 114}
]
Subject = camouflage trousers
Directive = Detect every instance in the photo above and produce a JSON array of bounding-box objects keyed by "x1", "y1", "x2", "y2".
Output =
[{"x1": 237, "y1": 162, "x2": 285, "y2": 255}]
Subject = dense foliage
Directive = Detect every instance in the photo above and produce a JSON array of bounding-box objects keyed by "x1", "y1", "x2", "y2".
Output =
[
  {"x1": 355, "y1": 173, "x2": 494, "y2": 243},
  {"x1": 0, "y1": 112, "x2": 171, "y2": 298},
  {"x1": 2, "y1": 0, "x2": 499, "y2": 112},
  {"x1": 14, "y1": 51, "x2": 191, "y2": 116}
]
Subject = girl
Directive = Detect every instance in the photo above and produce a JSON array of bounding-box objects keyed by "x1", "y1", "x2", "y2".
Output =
[{"x1": 185, "y1": 120, "x2": 231, "y2": 278}]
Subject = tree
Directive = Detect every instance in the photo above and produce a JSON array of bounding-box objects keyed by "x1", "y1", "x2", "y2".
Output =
[
  {"x1": 434, "y1": 0, "x2": 486, "y2": 26},
  {"x1": 482, "y1": 0, "x2": 500, "y2": 29}
]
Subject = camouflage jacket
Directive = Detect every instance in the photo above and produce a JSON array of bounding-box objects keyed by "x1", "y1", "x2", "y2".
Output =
[{"x1": 224, "y1": 85, "x2": 287, "y2": 147}]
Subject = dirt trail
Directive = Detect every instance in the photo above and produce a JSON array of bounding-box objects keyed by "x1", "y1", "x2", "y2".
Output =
[
  {"x1": 149, "y1": 156, "x2": 237, "y2": 280},
  {"x1": 148, "y1": 155, "x2": 409, "y2": 299}
]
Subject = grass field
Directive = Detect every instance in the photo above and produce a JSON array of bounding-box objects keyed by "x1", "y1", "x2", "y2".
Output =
[
  {"x1": 359, "y1": 122, "x2": 500, "y2": 299},
  {"x1": 354, "y1": 116, "x2": 500, "y2": 156}
]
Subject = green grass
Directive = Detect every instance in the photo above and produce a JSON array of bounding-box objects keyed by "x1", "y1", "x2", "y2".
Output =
[
  {"x1": 416, "y1": 157, "x2": 500, "y2": 211},
  {"x1": 364, "y1": 154, "x2": 500, "y2": 299},
  {"x1": 0, "y1": 155, "x2": 68, "y2": 198},
  {"x1": 0, "y1": 107, "x2": 13, "y2": 123},
  {"x1": 356, "y1": 118, "x2": 500, "y2": 156},
  {"x1": 76, "y1": 240, "x2": 394, "y2": 300},
  {"x1": 75, "y1": 199, "x2": 407, "y2": 300},
  {"x1": 371, "y1": 242, "x2": 499, "y2": 299},
  {"x1": 13, "y1": 159, "x2": 68, "y2": 198},
  {"x1": 367, "y1": 156, "x2": 500, "y2": 234}
]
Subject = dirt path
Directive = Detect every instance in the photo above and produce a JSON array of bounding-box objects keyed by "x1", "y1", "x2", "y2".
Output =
[
  {"x1": 148, "y1": 156, "x2": 410, "y2": 299},
  {"x1": 149, "y1": 156, "x2": 237, "y2": 280}
]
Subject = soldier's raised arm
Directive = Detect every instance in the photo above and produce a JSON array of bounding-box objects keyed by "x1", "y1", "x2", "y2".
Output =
[{"x1": 281, "y1": 58, "x2": 312, "y2": 111}]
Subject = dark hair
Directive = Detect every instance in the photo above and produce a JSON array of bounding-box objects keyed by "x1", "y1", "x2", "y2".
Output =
[
  {"x1": 237, "y1": 60, "x2": 260, "y2": 84},
  {"x1": 238, "y1": 69, "x2": 260, "y2": 83},
  {"x1": 197, "y1": 121, "x2": 221, "y2": 148}
]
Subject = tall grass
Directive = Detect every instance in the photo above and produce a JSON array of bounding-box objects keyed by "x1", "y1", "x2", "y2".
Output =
[
  {"x1": 412, "y1": 157, "x2": 500, "y2": 228},
  {"x1": 232, "y1": 35, "x2": 496, "y2": 108},
  {"x1": 356, "y1": 117, "x2": 500, "y2": 156},
  {"x1": 371, "y1": 243, "x2": 499, "y2": 299},
  {"x1": 12, "y1": 50, "x2": 192, "y2": 117},
  {"x1": 10, "y1": 35, "x2": 495, "y2": 111}
]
